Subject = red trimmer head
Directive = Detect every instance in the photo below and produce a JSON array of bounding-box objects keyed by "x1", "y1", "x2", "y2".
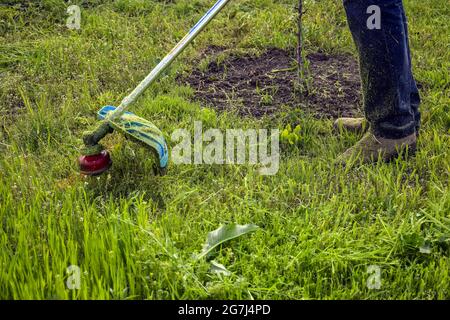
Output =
[
  {"x1": 78, "y1": 150, "x2": 112, "y2": 176},
  {"x1": 78, "y1": 122, "x2": 114, "y2": 176}
]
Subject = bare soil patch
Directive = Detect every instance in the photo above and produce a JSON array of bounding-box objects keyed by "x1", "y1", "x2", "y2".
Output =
[{"x1": 181, "y1": 47, "x2": 363, "y2": 118}]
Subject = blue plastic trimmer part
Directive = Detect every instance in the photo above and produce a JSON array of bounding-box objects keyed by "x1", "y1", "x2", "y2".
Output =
[{"x1": 98, "y1": 106, "x2": 169, "y2": 170}]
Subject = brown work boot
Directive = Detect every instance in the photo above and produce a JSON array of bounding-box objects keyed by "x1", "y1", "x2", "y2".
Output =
[
  {"x1": 336, "y1": 131, "x2": 417, "y2": 166},
  {"x1": 333, "y1": 117, "x2": 368, "y2": 134}
]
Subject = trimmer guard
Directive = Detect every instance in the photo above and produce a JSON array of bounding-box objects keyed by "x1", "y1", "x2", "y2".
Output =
[{"x1": 98, "y1": 106, "x2": 169, "y2": 172}]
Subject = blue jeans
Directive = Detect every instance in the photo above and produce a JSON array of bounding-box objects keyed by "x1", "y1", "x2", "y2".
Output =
[{"x1": 343, "y1": 0, "x2": 420, "y2": 139}]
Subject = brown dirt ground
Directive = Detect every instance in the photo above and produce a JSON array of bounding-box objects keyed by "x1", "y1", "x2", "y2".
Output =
[{"x1": 180, "y1": 47, "x2": 363, "y2": 118}]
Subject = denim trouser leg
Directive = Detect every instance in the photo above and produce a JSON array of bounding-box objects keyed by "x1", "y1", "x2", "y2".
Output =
[
  {"x1": 343, "y1": 0, "x2": 420, "y2": 139},
  {"x1": 401, "y1": 8, "x2": 421, "y2": 131}
]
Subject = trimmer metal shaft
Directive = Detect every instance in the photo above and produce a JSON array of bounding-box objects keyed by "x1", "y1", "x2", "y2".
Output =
[{"x1": 84, "y1": 0, "x2": 232, "y2": 146}]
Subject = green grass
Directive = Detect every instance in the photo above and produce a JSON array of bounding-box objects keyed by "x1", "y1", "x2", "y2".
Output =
[{"x1": 0, "y1": 0, "x2": 449, "y2": 299}]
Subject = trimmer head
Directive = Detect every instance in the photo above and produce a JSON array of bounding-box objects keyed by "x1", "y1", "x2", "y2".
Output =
[
  {"x1": 97, "y1": 106, "x2": 169, "y2": 174},
  {"x1": 78, "y1": 150, "x2": 112, "y2": 176}
]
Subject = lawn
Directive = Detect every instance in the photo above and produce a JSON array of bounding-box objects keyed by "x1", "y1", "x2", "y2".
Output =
[{"x1": 0, "y1": 0, "x2": 448, "y2": 299}]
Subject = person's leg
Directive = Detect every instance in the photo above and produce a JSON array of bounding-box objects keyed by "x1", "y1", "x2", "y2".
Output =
[
  {"x1": 343, "y1": 0, "x2": 416, "y2": 139},
  {"x1": 336, "y1": 0, "x2": 418, "y2": 164},
  {"x1": 335, "y1": 2, "x2": 421, "y2": 136},
  {"x1": 401, "y1": 7, "x2": 421, "y2": 133}
]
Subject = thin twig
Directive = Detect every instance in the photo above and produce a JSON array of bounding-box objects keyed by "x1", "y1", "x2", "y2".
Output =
[{"x1": 296, "y1": 0, "x2": 304, "y2": 82}]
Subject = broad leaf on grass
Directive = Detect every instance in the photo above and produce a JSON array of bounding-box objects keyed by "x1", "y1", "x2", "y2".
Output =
[
  {"x1": 197, "y1": 223, "x2": 259, "y2": 259},
  {"x1": 210, "y1": 260, "x2": 231, "y2": 276}
]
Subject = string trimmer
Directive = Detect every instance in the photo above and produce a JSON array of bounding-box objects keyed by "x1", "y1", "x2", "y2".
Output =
[{"x1": 78, "y1": 0, "x2": 232, "y2": 176}]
